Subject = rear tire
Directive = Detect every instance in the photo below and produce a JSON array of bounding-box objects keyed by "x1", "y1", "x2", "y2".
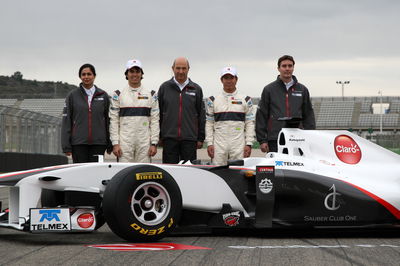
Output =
[{"x1": 103, "y1": 165, "x2": 182, "y2": 242}]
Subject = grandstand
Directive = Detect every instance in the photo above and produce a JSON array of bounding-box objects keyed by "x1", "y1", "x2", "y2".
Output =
[
  {"x1": 311, "y1": 97, "x2": 400, "y2": 134},
  {"x1": 0, "y1": 99, "x2": 18, "y2": 107},
  {"x1": 0, "y1": 98, "x2": 65, "y2": 117},
  {"x1": 19, "y1": 99, "x2": 65, "y2": 117},
  {"x1": 0, "y1": 96, "x2": 399, "y2": 131}
]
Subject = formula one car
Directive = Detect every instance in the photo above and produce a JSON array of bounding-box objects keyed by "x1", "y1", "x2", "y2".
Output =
[{"x1": 0, "y1": 128, "x2": 399, "y2": 242}]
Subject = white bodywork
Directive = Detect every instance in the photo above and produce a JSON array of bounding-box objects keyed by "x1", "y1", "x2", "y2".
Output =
[{"x1": 1, "y1": 129, "x2": 399, "y2": 230}]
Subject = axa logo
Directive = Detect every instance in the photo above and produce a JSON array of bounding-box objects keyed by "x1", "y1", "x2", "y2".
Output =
[
  {"x1": 324, "y1": 184, "x2": 341, "y2": 211},
  {"x1": 39, "y1": 209, "x2": 61, "y2": 222},
  {"x1": 334, "y1": 135, "x2": 362, "y2": 164}
]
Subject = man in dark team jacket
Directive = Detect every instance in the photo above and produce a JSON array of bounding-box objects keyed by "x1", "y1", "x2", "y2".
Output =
[
  {"x1": 158, "y1": 57, "x2": 205, "y2": 163},
  {"x1": 256, "y1": 55, "x2": 315, "y2": 153}
]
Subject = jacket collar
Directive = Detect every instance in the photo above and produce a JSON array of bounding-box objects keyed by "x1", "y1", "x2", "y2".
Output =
[
  {"x1": 168, "y1": 77, "x2": 195, "y2": 91},
  {"x1": 79, "y1": 84, "x2": 105, "y2": 96},
  {"x1": 276, "y1": 75, "x2": 298, "y2": 89}
]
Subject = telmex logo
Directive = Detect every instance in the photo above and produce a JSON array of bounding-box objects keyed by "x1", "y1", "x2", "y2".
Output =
[
  {"x1": 334, "y1": 135, "x2": 362, "y2": 164},
  {"x1": 39, "y1": 210, "x2": 61, "y2": 222}
]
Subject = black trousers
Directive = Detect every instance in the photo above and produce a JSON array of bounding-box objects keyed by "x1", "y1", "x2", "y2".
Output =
[
  {"x1": 71, "y1": 145, "x2": 107, "y2": 163},
  {"x1": 268, "y1": 140, "x2": 278, "y2": 153},
  {"x1": 162, "y1": 139, "x2": 197, "y2": 164}
]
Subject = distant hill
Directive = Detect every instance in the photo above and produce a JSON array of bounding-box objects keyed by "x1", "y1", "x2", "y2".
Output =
[{"x1": 0, "y1": 72, "x2": 78, "y2": 99}]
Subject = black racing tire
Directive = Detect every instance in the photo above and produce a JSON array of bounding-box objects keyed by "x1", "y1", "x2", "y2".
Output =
[{"x1": 103, "y1": 165, "x2": 182, "y2": 242}]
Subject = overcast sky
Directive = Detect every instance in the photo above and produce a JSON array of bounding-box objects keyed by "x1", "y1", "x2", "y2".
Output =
[{"x1": 1, "y1": 0, "x2": 399, "y2": 98}]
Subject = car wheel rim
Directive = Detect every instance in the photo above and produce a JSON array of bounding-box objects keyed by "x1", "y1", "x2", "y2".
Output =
[{"x1": 131, "y1": 182, "x2": 171, "y2": 226}]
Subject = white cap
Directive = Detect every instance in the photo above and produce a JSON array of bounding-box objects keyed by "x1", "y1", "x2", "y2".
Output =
[
  {"x1": 220, "y1": 66, "x2": 237, "y2": 78},
  {"x1": 126, "y1": 59, "x2": 142, "y2": 70}
]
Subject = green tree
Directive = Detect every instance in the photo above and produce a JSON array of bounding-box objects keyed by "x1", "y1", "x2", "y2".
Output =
[{"x1": 11, "y1": 71, "x2": 23, "y2": 81}]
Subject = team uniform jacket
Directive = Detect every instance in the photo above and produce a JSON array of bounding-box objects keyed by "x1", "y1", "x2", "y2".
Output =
[
  {"x1": 205, "y1": 90, "x2": 255, "y2": 165},
  {"x1": 61, "y1": 85, "x2": 111, "y2": 153},
  {"x1": 256, "y1": 75, "x2": 315, "y2": 143},
  {"x1": 109, "y1": 86, "x2": 159, "y2": 162},
  {"x1": 158, "y1": 78, "x2": 205, "y2": 142},
  {"x1": 206, "y1": 90, "x2": 255, "y2": 146}
]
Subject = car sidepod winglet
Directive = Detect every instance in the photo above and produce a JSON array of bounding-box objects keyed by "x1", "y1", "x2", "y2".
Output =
[{"x1": 255, "y1": 165, "x2": 275, "y2": 227}]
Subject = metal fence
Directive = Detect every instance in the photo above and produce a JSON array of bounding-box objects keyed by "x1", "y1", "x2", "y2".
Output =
[
  {"x1": 0, "y1": 105, "x2": 62, "y2": 154},
  {"x1": 375, "y1": 134, "x2": 400, "y2": 149}
]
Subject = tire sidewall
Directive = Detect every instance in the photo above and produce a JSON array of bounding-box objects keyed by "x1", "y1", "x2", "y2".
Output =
[{"x1": 103, "y1": 165, "x2": 182, "y2": 242}]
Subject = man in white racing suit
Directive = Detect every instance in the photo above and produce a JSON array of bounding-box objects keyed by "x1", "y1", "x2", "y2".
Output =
[
  {"x1": 109, "y1": 59, "x2": 159, "y2": 162},
  {"x1": 205, "y1": 67, "x2": 255, "y2": 165}
]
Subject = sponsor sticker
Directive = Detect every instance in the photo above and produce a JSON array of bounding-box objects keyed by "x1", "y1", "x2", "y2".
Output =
[
  {"x1": 30, "y1": 208, "x2": 71, "y2": 232},
  {"x1": 222, "y1": 211, "x2": 240, "y2": 227},
  {"x1": 288, "y1": 138, "x2": 305, "y2": 142},
  {"x1": 138, "y1": 96, "x2": 149, "y2": 100},
  {"x1": 275, "y1": 161, "x2": 304, "y2": 167},
  {"x1": 259, "y1": 178, "x2": 273, "y2": 194},
  {"x1": 334, "y1": 135, "x2": 362, "y2": 164},
  {"x1": 324, "y1": 184, "x2": 342, "y2": 211},
  {"x1": 135, "y1": 172, "x2": 163, "y2": 180},
  {"x1": 304, "y1": 215, "x2": 357, "y2": 222},
  {"x1": 77, "y1": 213, "x2": 95, "y2": 228},
  {"x1": 258, "y1": 166, "x2": 274, "y2": 173},
  {"x1": 231, "y1": 100, "x2": 242, "y2": 104}
]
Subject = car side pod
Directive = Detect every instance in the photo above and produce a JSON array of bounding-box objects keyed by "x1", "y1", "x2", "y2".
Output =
[{"x1": 254, "y1": 165, "x2": 275, "y2": 228}]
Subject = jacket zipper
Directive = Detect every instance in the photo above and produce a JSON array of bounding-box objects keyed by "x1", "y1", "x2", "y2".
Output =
[
  {"x1": 285, "y1": 92, "x2": 290, "y2": 117},
  {"x1": 178, "y1": 91, "x2": 182, "y2": 138},
  {"x1": 87, "y1": 94, "x2": 93, "y2": 144}
]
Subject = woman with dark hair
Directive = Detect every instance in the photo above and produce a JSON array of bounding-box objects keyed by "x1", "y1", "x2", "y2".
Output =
[{"x1": 61, "y1": 63, "x2": 112, "y2": 163}]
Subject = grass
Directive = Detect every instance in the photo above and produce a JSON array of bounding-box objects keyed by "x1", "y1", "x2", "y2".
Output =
[{"x1": 388, "y1": 148, "x2": 400, "y2": 155}]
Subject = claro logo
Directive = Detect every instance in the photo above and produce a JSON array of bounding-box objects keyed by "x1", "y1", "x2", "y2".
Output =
[
  {"x1": 334, "y1": 135, "x2": 362, "y2": 164},
  {"x1": 77, "y1": 213, "x2": 94, "y2": 228}
]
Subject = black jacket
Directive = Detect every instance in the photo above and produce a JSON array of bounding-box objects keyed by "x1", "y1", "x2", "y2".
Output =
[
  {"x1": 256, "y1": 75, "x2": 315, "y2": 143},
  {"x1": 158, "y1": 78, "x2": 205, "y2": 142},
  {"x1": 61, "y1": 85, "x2": 111, "y2": 153}
]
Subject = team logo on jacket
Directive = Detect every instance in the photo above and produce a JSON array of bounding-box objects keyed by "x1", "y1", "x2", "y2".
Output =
[
  {"x1": 334, "y1": 135, "x2": 362, "y2": 164},
  {"x1": 223, "y1": 211, "x2": 240, "y2": 227},
  {"x1": 259, "y1": 178, "x2": 273, "y2": 194}
]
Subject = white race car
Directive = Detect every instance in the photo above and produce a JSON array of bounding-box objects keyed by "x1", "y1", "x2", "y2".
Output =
[{"x1": 0, "y1": 129, "x2": 399, "y2": 242}]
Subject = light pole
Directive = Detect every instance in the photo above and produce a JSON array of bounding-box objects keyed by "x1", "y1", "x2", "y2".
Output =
[
  {"x1": 336, "y1": 81, "x2": 350, "y2": 99},
  {"x1": 378, "y1": 90, "x2": 383, "y2": 134}
]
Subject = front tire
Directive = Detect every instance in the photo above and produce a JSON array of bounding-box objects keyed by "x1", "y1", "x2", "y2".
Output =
[{"x1": 103, "y1": 165, "x2": 182, "y2": 242}]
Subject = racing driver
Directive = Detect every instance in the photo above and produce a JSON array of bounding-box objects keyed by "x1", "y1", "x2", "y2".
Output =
[
  {"x1": 109, "y1": 59, "x2": 159, "y2": 162},
  {"x1": 205, "y1": 67, "x2": 255, "y2": 165}
]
